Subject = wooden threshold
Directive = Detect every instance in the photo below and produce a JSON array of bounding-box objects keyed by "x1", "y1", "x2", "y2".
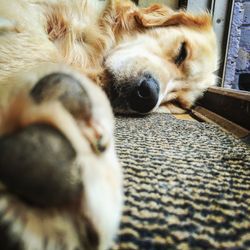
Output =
[
  {"x1": 192, "y1": 87, "x2": 250, "y2": 144},
  {"x1": 192, "y1": 106, "x2": 249, "y2": 138},
  {"x1": 174, "y1": 113, "x2": 196, "y2": 121}
]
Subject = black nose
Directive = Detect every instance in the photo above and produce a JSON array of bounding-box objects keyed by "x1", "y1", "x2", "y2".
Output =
[{"x1": 129, "y1": 75, "x2": 159, "y2": 113}]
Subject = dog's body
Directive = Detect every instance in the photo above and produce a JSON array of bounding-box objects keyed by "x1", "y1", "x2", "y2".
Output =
[
  {"x1": 0, "y1": 0, "x2": 108, "y2": 99},
  {"x1": 0, "y1": 1, "x2": 218, "y2": 249}
]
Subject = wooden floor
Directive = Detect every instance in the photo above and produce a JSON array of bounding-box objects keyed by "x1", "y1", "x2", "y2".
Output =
[
  {"x1": 157, "y1": 105, "x2": 196, "y2": 121},
  {"x1": 173, "y1": 113, "x2": 196, "y2": 121}
]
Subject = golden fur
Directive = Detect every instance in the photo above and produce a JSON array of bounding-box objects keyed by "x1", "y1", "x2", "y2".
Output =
[{"x1": 0, "y1": 0, "x2": 218, "y2": 113}]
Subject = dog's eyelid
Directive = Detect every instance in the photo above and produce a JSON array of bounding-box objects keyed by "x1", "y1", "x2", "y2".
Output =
[{"x1": 175, "y1": 42, "x2": 188, "y2": 66}]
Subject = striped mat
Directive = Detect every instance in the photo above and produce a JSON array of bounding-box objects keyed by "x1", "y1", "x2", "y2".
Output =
[{"x1": 111, "y1": 114, "x2": 250, "y2": 250}]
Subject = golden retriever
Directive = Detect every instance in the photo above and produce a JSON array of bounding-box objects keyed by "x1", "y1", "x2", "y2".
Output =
[{"x1": 0, "y1": 0, "x2": 218, "y2": 249}]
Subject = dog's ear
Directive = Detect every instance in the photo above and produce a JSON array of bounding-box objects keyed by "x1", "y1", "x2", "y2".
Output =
[{"x1": 134, "y1": 4, "x2": 212, "y2": 30}]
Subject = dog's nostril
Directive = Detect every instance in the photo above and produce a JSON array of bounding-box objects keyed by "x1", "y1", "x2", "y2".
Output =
[{"x1": 137, "y1": 79, "x2": 152, "y2": 99}]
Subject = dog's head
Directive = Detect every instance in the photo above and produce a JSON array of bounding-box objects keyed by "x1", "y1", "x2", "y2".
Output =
[{"x1": 104, "y1": 4, "x2": 218, "y2": 114}]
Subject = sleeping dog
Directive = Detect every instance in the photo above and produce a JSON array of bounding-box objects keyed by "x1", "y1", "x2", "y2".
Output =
[{"x1": 0, "y1": 0, "x2": 218, "y2": 249}]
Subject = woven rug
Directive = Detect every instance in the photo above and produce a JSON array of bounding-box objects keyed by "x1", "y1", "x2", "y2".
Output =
[{"x1": 111, "y1": 114, "x2": 250, "y2": 250}]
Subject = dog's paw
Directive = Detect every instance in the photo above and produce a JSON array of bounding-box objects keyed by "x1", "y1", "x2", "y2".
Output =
[
  {"x1": 0, "y1": 70, "x2": 122, "y2": 250},
  {"x1": 30, "y1": 72, "x2": 110, "y2": 155},
  {"x1": 0, "y1": 122, "x2": 79, "y2": 205}
]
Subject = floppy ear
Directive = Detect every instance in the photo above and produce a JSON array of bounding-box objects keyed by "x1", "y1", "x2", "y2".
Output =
[{"x1": 134, "y1": 4, "x2": 212, "y2": 30}]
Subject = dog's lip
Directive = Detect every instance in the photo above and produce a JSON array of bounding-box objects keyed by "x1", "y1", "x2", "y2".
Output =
[
  {"x1": 113, "y1": 105, "x2": 156, "y2": 116},
  {"x1": 151, "y1": 80, "x2": 172, "y2": 111}
]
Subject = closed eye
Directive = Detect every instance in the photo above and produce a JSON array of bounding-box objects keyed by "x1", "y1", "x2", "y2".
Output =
[{"x1": 175, "y1": 42, "x2": 187, "y2": 66}]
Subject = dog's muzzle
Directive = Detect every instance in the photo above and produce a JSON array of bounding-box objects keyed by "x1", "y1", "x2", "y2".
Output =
[{"x1": 108, "y1": 73, "x2": 160, "y2": 114}]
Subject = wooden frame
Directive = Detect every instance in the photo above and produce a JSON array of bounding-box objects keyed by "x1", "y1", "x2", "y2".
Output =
[{"x1": 192, "y1": 87, "x2": 250, "y2": 144}]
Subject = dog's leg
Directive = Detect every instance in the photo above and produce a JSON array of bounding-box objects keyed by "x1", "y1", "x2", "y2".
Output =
[{"x1": 0, "y1": 67, "x2": 122, "y2": 250}]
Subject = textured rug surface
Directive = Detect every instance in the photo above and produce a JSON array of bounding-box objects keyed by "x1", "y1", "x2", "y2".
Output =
[{"x1": 111, "y1": 114, "x2": 250, "y2": 250}]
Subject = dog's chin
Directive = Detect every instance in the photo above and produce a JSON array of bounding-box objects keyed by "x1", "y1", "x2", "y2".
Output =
[
  {"x1": 107, "y1": 85, "x2": 162, "y2": 115},
  {"x1": 111, "y1": 101, "x2": 160, "y2": 116},
  {"x1": 113, "y1": 109, "x2": 152, "y2": 117}
]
